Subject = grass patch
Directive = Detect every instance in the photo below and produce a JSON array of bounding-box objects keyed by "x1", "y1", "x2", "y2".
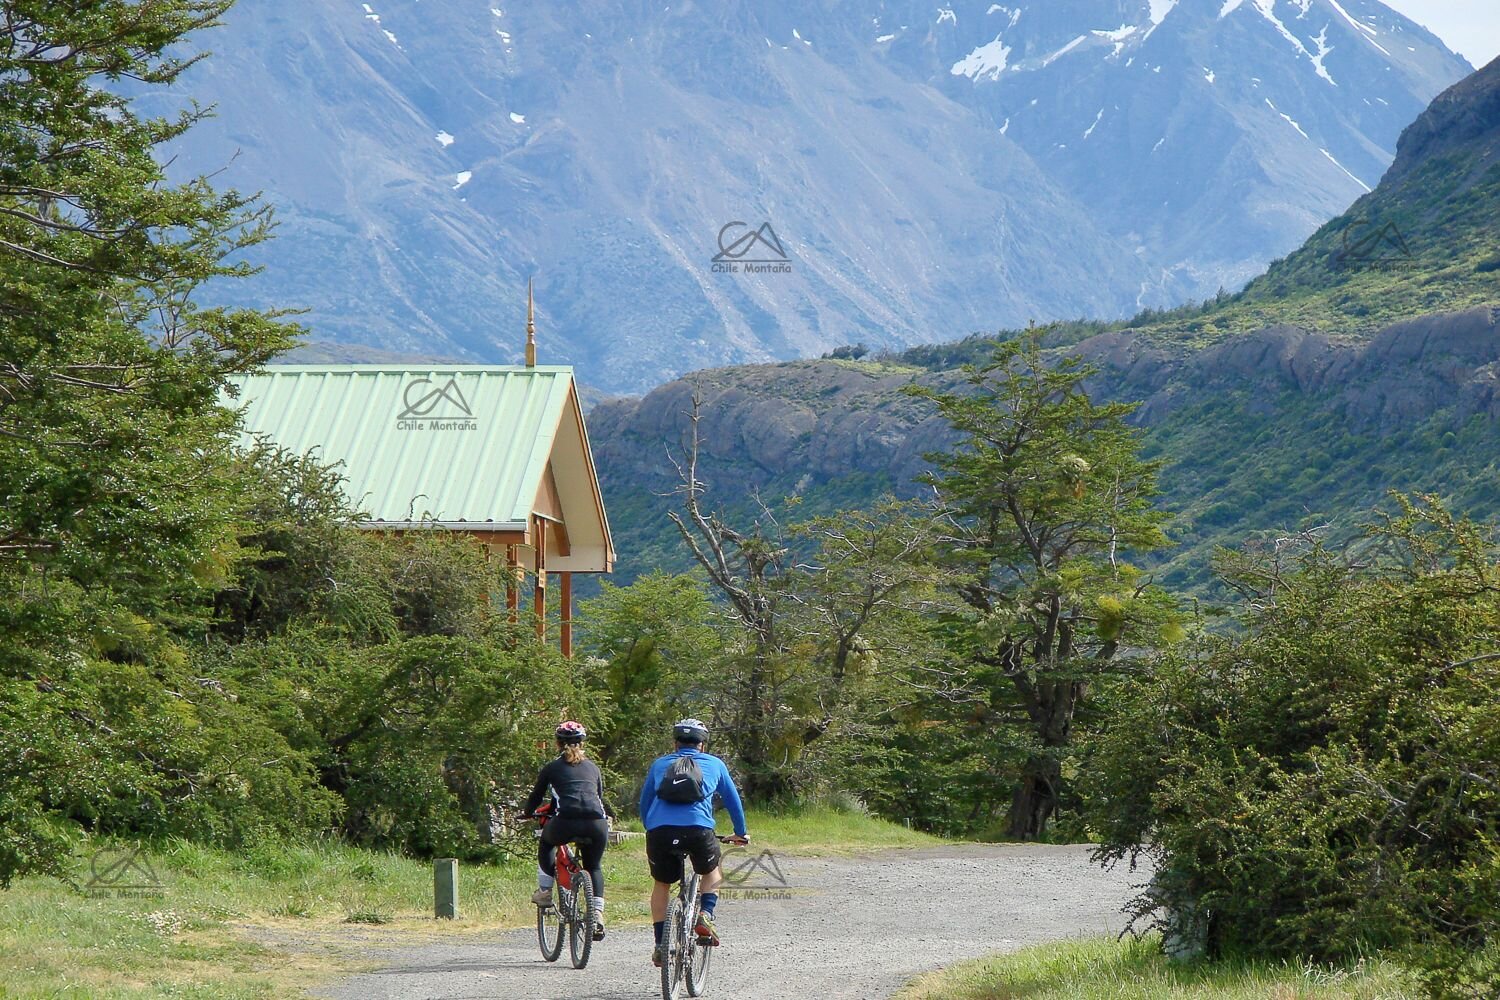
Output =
[
  {"x1": 898, "y1": 936, "x2": 1418, "y2": 1000},
  {"x1": 744, "y1": 802, "x2": 943, "y2": 854},
  {"x1": 0, "y1": 804, "x2": 934, "y2": 998}
]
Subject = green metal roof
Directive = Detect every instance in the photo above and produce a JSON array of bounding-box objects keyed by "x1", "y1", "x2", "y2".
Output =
[{"x1": 226, "y1": 365, "x2": 577, "y2": 529}]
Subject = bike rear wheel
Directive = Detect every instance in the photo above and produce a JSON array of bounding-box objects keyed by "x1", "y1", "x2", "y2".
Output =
[
  {"x1": 536, "y1": 893, "x2": 564, "y2": 962},
  {"x1": 568, "y1": 870, "x2": 595, "y2": 969}
]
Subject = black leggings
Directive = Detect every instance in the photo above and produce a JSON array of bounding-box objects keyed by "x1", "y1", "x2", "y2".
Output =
[{"x1": 539, "y1": 815, "x2": 609, "y2": 898}]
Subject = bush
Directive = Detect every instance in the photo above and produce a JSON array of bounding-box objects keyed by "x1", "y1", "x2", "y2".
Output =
[{"x1": 1084, "y1": 497, "x2": 1499, "y2": 998}]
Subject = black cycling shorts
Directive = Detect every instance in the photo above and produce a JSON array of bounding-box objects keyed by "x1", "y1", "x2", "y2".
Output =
[{"x1": 645, "y1": 825, "x2": 721, "y2": 884}]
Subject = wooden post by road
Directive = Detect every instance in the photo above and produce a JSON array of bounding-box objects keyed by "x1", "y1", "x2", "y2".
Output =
[{"x1": 434, "y1": 858, "x2": 458, "y2": 919}]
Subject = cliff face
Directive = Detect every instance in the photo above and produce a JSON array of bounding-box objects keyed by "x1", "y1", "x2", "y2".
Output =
[
  {"x1": 598, "y1": 305, "x2": 1500, "y2": 488},
  {"x1": 592, "y1": 361, "x2": 952, "y2": 497},
  {"x1": 1077, "y1": 305, "x2": 1500, "y2": 428}
]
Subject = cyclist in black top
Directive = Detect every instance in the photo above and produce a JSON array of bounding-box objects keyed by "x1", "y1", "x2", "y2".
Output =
[{"x1": 523, "y1": 721, "x2": 615, "y2": 939}]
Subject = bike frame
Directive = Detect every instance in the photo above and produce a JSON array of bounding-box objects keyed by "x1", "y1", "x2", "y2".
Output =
[
  {"x1": 661, "y1": 834, "x2": 743, "y2": 999},
  {"x1": 554, "y1": 840, "x2": 578, "y2": 891}
]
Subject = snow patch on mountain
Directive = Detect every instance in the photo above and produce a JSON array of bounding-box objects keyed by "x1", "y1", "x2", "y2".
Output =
[
  {"x1": 1310, "y1": 25, "x2": 1336, "y2": 84},
  {"x1": 1093, "y1": 25, "x2": 1138, "y2": 57},
  {"x1": 1265, "y1": 97, "x2": 1311, "y2": 139},
  {"x1": 952, "y1": 36, "x2": 1012, "y2": 80},
  {"x1": 1320, "y1": 147, "x2": 1371, "y2": 190},
  {"x1": 1042, "y1": 35, "x2": 1088, "y2": 67}
]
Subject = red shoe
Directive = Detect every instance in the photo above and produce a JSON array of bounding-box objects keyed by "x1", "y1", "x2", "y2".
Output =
[{"x1": 694, "y1": 910, "x2": 719, "y2": 946}]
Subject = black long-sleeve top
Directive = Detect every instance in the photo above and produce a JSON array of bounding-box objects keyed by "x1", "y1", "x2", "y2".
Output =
[{"x1": 523, "y1": 755, "x2": 616, "y2": 820}]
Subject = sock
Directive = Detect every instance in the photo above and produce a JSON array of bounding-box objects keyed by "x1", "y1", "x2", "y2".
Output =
[
  {"x1": 537, "y1": 868, "x2": 555, "y2": 890},
  {"x1": 653, "y1": 920, "x2": 665, "y2": 944},
  {"x1": 700, "y1": 892, "x2": 717, "y2": 916},
  {"x1": 591, "y1": 897, "x2": 605, "y2": 921}
]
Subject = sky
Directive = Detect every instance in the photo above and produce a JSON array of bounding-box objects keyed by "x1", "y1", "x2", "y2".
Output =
[{"x1": 1382, "y1": 0, "x2": 1500, "y2": 68}]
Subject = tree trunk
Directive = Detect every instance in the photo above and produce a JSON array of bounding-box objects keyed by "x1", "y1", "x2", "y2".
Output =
[{"x1": 1005, "y1": 753, "x2": 1061, "y2": 840}]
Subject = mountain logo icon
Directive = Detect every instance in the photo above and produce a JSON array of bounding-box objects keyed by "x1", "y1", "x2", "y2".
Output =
[
  {"x1": 722, "y1": 848, "x2": 789, "y2": 888},
  {"x1": 399, "y1": 378, "x2": 473, "y2": 420},
  {"x1": 86, "y1": 845, "x2": 163, "y2": 892},
  {"x1": 1337, "y1": 217, "x2": 1413, "y2": 266},
  {"x1": 713, "y1": 221, "x2": 790, "y2": 263}
]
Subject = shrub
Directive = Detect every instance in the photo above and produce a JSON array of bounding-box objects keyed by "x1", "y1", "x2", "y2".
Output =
[{"x1": 1084, "y1": 497, "x2": 1499, "y2": 998}]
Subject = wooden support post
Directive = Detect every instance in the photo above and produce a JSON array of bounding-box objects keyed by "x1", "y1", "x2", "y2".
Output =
[
  {"x1": 505, "y1": 545, "x2": 520, "y2": 623},
  {"x1": 534, "y1": 519, "x2": 547, "y2": 642},
  {"x1": 560, "y1": 571, "x2": 573, "y2": 658},
  {"x1": 434, "y1": 858, "x2": 458, "y2": 919}
]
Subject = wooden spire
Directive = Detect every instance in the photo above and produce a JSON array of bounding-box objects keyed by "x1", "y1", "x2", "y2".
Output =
[{"x1": 525, "y1": 278, "x2": 537, "y2": 367}]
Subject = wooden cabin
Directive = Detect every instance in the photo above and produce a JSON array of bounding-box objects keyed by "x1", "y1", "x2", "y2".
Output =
[{"x1": 226, "y1": 309, "x2": 613, "y2": 655}]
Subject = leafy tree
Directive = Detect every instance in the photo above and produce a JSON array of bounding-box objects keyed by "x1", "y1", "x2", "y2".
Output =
[
  {"x1": 907, "y1": 336, "x2": 1175, "y2": 839},
  {"x1": 0, "y1": 0, "x2": 292, "y2": 598},
  {"x1": 1085, "y1": 496, "x2": 1499, "y2": 998},
  {"x1": 665, "y1": 393, "x2": 948, "y2": 798},
  {"x1": 0, "y1": 0, "x2": 294, "y2": 884},
  {"x1": 576, "y1": 571, "x2": 721, "y2": 787}
]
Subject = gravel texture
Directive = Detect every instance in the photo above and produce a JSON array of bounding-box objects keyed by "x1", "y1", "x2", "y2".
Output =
[{"x1": 315, "y1": 844, "x2": 1140, "y2": 1000}]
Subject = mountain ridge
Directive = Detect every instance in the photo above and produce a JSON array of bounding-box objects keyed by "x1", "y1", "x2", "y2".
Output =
[{"x1": 160, "y1": 0, "x2": 1470, "y2": 391}]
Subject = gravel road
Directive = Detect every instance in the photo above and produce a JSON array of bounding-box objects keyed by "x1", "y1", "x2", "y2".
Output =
[{"x1": 316, "y1": 844, "x2": 1139, "y2": 1000}]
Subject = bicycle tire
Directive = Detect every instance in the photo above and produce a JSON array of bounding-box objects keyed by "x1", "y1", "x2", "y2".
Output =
[
  {"x1": 685, "y1": 915, "x2": 711, "y2": 997},
  {"x1": 536, "y1": 894, "x2": 564, "y2": 962},
  {"x1": 661, "y1": 893, "x2": 684, "y2": 1000},
  {"x1": 569, "y1": 870, "x2": 595, "y2": 969}
]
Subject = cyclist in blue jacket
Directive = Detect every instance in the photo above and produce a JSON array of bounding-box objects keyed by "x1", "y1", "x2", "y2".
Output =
[{"x1": 639, "y1": 718, "x2": 749, "y2": 968}]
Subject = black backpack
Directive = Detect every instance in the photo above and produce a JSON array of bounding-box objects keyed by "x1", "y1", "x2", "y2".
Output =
[{"x1": 656, "y1": 755, "x2": 708, "y2": 804}]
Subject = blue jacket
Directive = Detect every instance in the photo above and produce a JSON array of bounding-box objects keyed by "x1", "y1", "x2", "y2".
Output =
[{"x1": 639, "y1": 748, "x2": 748, "y2": 835}]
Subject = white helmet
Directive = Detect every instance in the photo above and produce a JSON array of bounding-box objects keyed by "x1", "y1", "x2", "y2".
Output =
[{"x1": 672, "y1": 718, "x2": 709, "y2": 744}]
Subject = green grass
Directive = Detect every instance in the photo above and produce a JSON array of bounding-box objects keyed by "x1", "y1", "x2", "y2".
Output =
[
  {"x1": 743, "y1": 802, "x2": 943, "y2": 854},
  {"x1": 898, "y1": 936, "x2": 1418, "y2": 1000},
  {"x1": 0, "y1": 804, "x2": 936, "y2": 998}
]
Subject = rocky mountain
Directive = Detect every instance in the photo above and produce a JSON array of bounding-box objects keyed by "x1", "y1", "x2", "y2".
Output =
[
  {"x1": 153, "y1": 0, "x2": 1468, "y2": 392},
  {"x1": 591, "y1": 54, "x2": 1500, "y2": 586}
]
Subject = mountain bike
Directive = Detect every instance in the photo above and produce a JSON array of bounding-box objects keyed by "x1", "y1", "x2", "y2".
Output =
[
  {"x1": 661, "y1": 835, "x2": 745, "y2": 1000},
  {"x1": 527, "y1": 808, "x2": 598, "y2": 969}
]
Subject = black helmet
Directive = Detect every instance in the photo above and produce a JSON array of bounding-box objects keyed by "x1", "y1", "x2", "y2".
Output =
[
  {"x1": 556, "y1": 721, "x2": 587, "y2": 745},
  {"x1": 672, "y1": 718, "x2": 709, "y2": 745}
]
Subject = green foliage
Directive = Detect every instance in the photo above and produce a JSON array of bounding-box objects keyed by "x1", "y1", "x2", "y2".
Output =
[
  {"x1": 202, "y1": 452, "x2": 587, "y2": 860},
  {"x1": 901, "y1": 336, "x2": 1178, "y2": 839},
  {"x1": 1085, "y1": 497, "x2": 1500, "y2": 998},
  {"x1": 575, "y1": 571, "x2": 720, "y2": 790},
  {"x1": 0, "y1": 0, "x2": 300, "y2": 886}
]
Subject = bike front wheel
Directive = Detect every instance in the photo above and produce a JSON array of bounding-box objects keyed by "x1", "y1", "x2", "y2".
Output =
[
  {"x1": 685, "y1": 917, "x2": 712, "y2": 997},
  {"x1": 661, "y1": 894, "x2": 685, "y2": 1000},
  {"x1": 569, "y1": 871, "x2": 595, "y2": 969},
  {"x1": 536, "y1": 894, "x2": 564, "y2": 962}
]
